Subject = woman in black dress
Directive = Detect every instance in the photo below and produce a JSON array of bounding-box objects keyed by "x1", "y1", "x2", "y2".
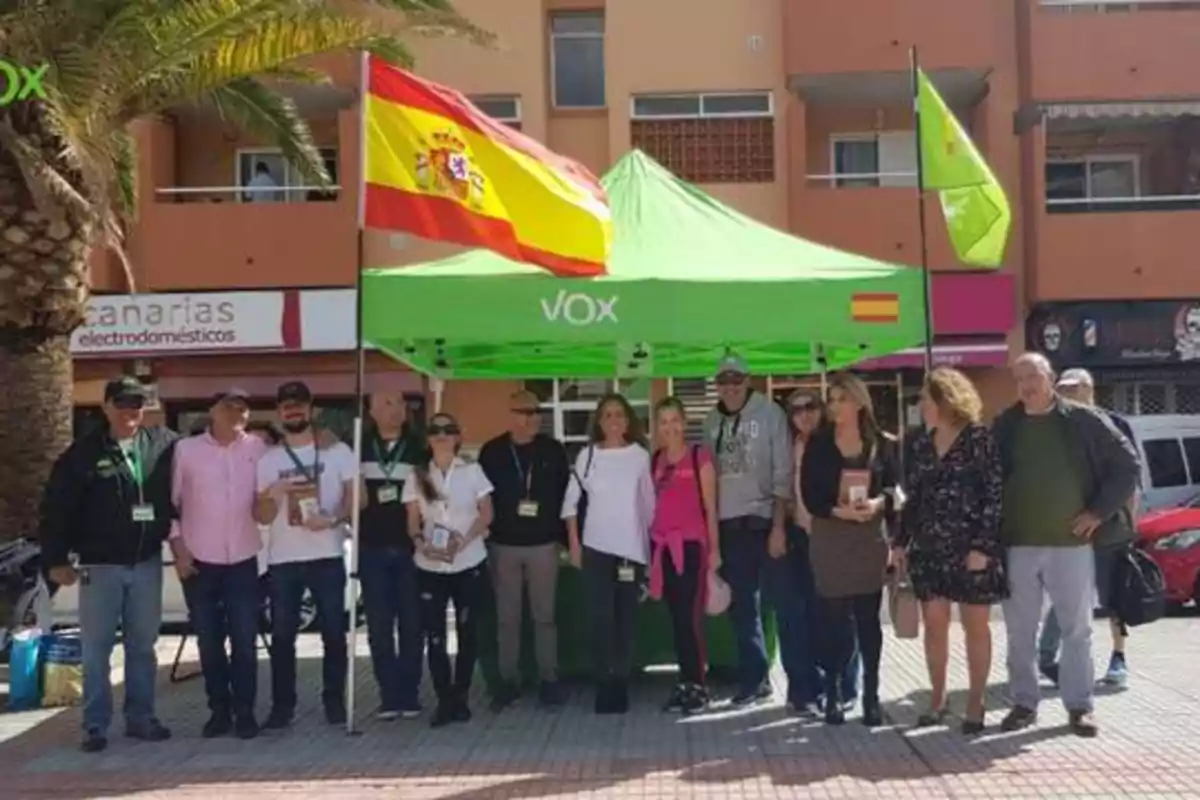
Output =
[{"x1": 895, "y1": 367, "x2": 1005, "y2": 735}]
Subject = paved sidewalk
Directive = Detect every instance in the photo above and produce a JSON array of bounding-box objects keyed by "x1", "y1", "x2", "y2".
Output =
[{"x1": 2, "y1": 618, "x2": 1199, "y2": 799}]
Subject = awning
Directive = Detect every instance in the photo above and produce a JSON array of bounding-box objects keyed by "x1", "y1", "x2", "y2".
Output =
[
  {"x1": 1015, "y1": 99, "x2": 1200, "y2": 133},
  {"x1": 855, "y1": 336, "x2": 1009, "y2": 371},
  {"x1": 788, "y1": 67, "x2": 990, "y2": 109}
]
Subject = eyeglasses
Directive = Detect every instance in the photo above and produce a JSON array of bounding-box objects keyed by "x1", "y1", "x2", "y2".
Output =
[
  {"x1": 112, "y1": 397, "x2": 145, "y2": 410},
  {"x1": 510, "y1": 408, "x2": 539, "y2": 416},
  {"x1": 791, "y1": 403, "x2": 819, "y2": 413},
  {"x1": 428, "y1": 424, "x2": 460, "y2": 436},
  {"x1": 715, "y1": 373, "x2": 747, "y2": 386}
]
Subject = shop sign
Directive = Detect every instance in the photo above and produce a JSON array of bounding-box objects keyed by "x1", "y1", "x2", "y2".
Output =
[
  {"x1": 71, "y1": 292, "x2": 286, "y2": 355},
  {"x1": 1028, "y1": 300, "x2": 1200, "y2": 367}
]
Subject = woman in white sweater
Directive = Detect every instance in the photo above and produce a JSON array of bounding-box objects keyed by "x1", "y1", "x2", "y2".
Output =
[{"x1": 563, "y1": 393, "x2": 656, "y2": 714}]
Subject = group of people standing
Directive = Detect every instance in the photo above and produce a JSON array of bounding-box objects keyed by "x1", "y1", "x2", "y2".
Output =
[{"x1": 39, "y1": 347, "x2": 1139, "y2": 753}]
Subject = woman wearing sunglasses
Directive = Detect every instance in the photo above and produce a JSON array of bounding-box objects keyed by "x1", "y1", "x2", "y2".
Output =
[
  {"x1": 563, "y1": 393, "x2": 655, "y2": 714},
  {"x1": 780, "y1": 390, "x2": 859, "y2": 717},
  {"x1": 403, "y1": 413, "x2": 495, "y2": 727},
  {"x1": 648, "y1": 396, "x2": 720, "y2": 715}
]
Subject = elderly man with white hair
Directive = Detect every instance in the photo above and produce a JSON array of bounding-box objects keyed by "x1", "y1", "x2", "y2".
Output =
[{"x1": 991, "y1": 353, "x2": 1139, "y2": 738}]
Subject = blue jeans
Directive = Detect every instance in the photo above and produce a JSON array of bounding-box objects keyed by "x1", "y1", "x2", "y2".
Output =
[
  {"x1": 268, "y1": 557, "x2": 347, "y2": 713},
  {"x1": 770, "y1": 523, "x2": 859, "y2": 706},
  {"x1": 79, "y1": 555, "x2": 163, "y2": 735},
  {"x1": 181, "y1": 556, "x2": 260, "y2": 717},
  {"x1": 359, "y1": 546, "x2": 422, "y2": 711}
]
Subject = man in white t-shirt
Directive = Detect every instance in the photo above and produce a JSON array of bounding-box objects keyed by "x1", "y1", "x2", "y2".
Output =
[{"x1": 253, "y1": 381, "x2": 359, "y2": 729}]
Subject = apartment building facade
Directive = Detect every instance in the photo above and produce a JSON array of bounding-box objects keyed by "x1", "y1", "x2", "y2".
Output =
[{"x1": 74, "y1": 0, "x2": 1198, "y2": 450}]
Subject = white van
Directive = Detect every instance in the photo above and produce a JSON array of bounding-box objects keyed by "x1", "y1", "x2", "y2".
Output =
[{"x1": 1122, "y1": 415, "x2": 1200, "y2": 512}]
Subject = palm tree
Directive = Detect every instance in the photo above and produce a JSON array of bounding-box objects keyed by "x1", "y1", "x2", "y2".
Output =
[{"x1": 0, "y1": 0, "x2": 490, "y2": 543}]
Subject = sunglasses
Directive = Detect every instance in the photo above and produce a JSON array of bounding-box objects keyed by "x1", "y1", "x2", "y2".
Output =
[
  {"x1": 715, "y1": 373, "x2": 747, "y2": 386},
  {"x1": 791, "y1": 403, "x2": 819, "y2": 413},
  {"x1": 112, "y1": 397, "x2": 145, "y2": 410},
  {"x1": 428, "y1": 424, "x2": 460, "y2": 436},
  {"x1": 510, "y1": 408, "x2": 539, "y2": 416}
]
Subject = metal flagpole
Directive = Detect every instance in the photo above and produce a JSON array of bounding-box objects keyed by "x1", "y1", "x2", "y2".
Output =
[
  {"x1": 344, "y1": 48, "x2": 370, "y2": 736},
  {"x1": 909, "y1": 46, "x2": 936, "y2": 374}
]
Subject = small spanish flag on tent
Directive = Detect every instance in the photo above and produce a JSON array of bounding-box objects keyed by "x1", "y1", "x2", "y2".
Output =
[
  {"x1": 361, "y1": 55, "x2": 611, "y2": 277},
  {"x1": 851, "y1": 293, "x2": 900, "y2": 323}
]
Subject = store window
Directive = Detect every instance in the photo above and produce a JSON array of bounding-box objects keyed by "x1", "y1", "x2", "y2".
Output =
[
  {"x1": 1144, "y1": 438, "x2": 1188, "y2": 488},
  {"x1": 550, "y1": 11, "x2": 605, "y2": 109},
  {"x1": 524, "y1": 378, "x2": 651, "y2": 460},
  {"x1": 630, "y1": 92, "x2": 775, "y2": 183},
  {"x1": 236, "y1": 147, "x2": 339, "y2": 203}
]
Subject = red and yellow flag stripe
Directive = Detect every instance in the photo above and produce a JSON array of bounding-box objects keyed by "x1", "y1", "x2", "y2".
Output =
[
  {"x1": 363, "y1": 56, "x2": 611, "y2": 277},
  {"x1": 851, "y1": 293, "x2": 900, "y2": 323}
]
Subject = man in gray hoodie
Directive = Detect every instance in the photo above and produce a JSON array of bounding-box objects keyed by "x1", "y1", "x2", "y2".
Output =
[{"x1": 703, "y1": 353, "x2": 793, "y2": 705}]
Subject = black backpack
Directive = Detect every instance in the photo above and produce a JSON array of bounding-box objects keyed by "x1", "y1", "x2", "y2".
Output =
[
  {"x1": 571, "y1": 446, "x2": 596, "y2": 534},
  {"x1": 1113, "y1": 545, "x2": 1167, "y2": 628}
]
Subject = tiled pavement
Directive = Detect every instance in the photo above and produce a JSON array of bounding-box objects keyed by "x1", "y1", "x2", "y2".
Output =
[{"x1": 3, "y1": 617, "x2": 1200, "y2": 799}]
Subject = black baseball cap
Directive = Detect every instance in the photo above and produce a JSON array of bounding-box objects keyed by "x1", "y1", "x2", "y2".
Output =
[
  {"x1": 212, "y1": 387, "x2": 251, "y2": 405},
  {"x1": 104, "y1": 376, "x2": 148, "y2": 403},
  {"x1": 276, "y1": 381, "x2": 313, "y2": 404}
]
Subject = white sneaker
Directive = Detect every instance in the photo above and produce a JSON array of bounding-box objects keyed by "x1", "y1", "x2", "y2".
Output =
[{"x1": 376, "y1": 709, "x2": 401, "y2": 721}]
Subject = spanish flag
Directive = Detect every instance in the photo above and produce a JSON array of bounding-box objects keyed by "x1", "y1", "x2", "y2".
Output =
[{"x1": 362, "y1": 55, "x2": 611, "y2": 277}]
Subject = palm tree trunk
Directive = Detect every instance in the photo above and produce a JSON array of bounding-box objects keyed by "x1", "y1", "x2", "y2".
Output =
[{"x1": 0, "y1": 336, "x2": 72, "y2": 543}]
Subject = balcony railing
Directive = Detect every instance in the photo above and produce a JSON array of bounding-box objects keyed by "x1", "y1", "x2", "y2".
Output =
[
  {"x1": 1046, "y1": 193, "x2": 1200, "y2": 212},
  {"x1": 155, "y1": 185, "x2": 342, "y2": 204},
  {"x1": 1040, "y1": 0, "x2": 1200, "y2": 9},
  {"x1": 805, "y1": 171, "x2": 918, "y2": 188}
]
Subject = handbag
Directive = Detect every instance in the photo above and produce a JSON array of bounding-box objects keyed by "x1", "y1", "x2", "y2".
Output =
[
  {"x1": 888, "y1": 567, "x2": 920, "y2": 639},
  {"x1": 571, "y1": 446, "x2": 596, "y2": 534}
]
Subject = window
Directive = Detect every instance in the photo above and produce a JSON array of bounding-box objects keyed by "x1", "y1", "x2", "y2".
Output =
[
  {"x1": 469, "y1": 95, "x2": 522, "y2": 131},
  {"x1": 550, "y1": 11, "x2": 605, "y2": 109},
  {"x1": 630, "y1": 92, "x2": 775, "y2": 183},
  {"x1": 1045, "y1": 155, "x2": 1138, "y2": 202},
  {"x1": 829, "y1": 132, "x2": 917, "y2": 188},
  {"x1": 1144, "y1": 438, "x2": 1188, "y2": 488},
  {"x1": 236, "y1": 147, "x2": 338, "y2": 203},
  {"x1": 1184, "y1": 437, "x2": 1200, "y2": 485},
  {"x1": 524, "y1": 378, "x2": 651, "y2": 460}
]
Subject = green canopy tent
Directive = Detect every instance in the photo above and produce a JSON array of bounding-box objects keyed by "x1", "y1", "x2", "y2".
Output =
[{"x1": 361, "y1": 150, "x2": 927, "y2": 378}]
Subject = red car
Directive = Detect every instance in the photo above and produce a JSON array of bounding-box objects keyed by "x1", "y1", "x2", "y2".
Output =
[{"x1": 1137, "y1": 494, "x2": 1200, "y2": 606}]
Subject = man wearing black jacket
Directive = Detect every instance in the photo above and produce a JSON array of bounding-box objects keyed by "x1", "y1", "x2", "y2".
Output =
[
  {"x1": 477, "y1": 390, "x2": 569, "y2": 710},
  {"x1": 358, "y1": 392, "x2": 425, "y2": 720},
  {"x1": 41, "y1": 377, "x2": 179, "y2": 753}
]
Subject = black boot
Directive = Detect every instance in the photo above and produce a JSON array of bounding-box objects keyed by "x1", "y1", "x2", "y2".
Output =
[
  {"x1": 824, "y1": 677, "x2": 845, "y2": 725},
  {"x1": 862, "y1": 673, "x2": 882, "y2": 727},
  {"x1": 594, "y1": 679, "x2": 618, "y2": 714},
  {"x1": 611, "y1": 679, "x2": 630, "y2": 714}
]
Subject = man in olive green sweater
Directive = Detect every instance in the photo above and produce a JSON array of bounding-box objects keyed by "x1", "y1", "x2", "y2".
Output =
[{"x1": 993, "y1": 354, "x2": 1139, "y2": 739}]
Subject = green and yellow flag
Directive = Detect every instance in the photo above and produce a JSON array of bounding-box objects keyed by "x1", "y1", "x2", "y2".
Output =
[{"x1": 916, "y1": 69, "x2": 1011, "y2": 269}]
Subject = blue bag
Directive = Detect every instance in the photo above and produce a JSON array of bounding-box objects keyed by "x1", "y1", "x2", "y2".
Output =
[{"x1": 8, "y1": 627, "x2": 44, "y2": 711}]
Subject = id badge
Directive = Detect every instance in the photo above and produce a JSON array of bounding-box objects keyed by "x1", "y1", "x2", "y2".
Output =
[
  {"x1": 377, "y1": 484, "x2": 400, "y2": 504},
  {"x1": 617, "y1": 564, "x2": 636, "y2": 583},
  {"x1": 131, "y1": 503, "x2": 156, "y2": 523},
  {"x1": 517, "y1": 500, "x2": 539, "y2": 518}
]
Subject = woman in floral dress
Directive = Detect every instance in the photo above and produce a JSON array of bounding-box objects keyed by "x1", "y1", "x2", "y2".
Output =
[{"x1": 896, "y1": 368, "x2": 1005, "y2": 735}]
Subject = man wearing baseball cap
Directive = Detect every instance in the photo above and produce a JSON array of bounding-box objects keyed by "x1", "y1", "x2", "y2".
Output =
[
  {"x1": 1038, "y1": 368, "x2": 1140, "y2": 689},
  {"x1": 254, "y1": 380, "x2": 360, "y2": 729},
  {"x1": 41, "y1": 376, "x2": 179, "y2": 752},
  {"x1": 703, "y1": 353, "x2": 793, "y2": 707},
  {"x1": 169, "y1": 388, "x2": 265, "y2": 739}
]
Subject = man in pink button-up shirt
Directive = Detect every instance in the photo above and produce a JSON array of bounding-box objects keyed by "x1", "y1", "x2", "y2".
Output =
[{"x1": 170, "y1": 389, "x2": 270, "y2": 740}]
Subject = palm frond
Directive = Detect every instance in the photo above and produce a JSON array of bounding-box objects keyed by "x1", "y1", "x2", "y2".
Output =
[{"x1": 208, "y1": 77, "x2": 329, "y2": 187}]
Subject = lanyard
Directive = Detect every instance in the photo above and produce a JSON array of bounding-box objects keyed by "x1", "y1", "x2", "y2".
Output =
[
  {"x1": 509, "y1": 443, "x2": 533, "y2": 498},
  {"x1": 373, "y1": 437, "x2": 407, "y2": 482},
  {"x1": 119, "y1": 442, "x2": 146, "y2": 505},
  {"x1": 283, "y1": 442, "x2": 320, "y2": 484}
]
